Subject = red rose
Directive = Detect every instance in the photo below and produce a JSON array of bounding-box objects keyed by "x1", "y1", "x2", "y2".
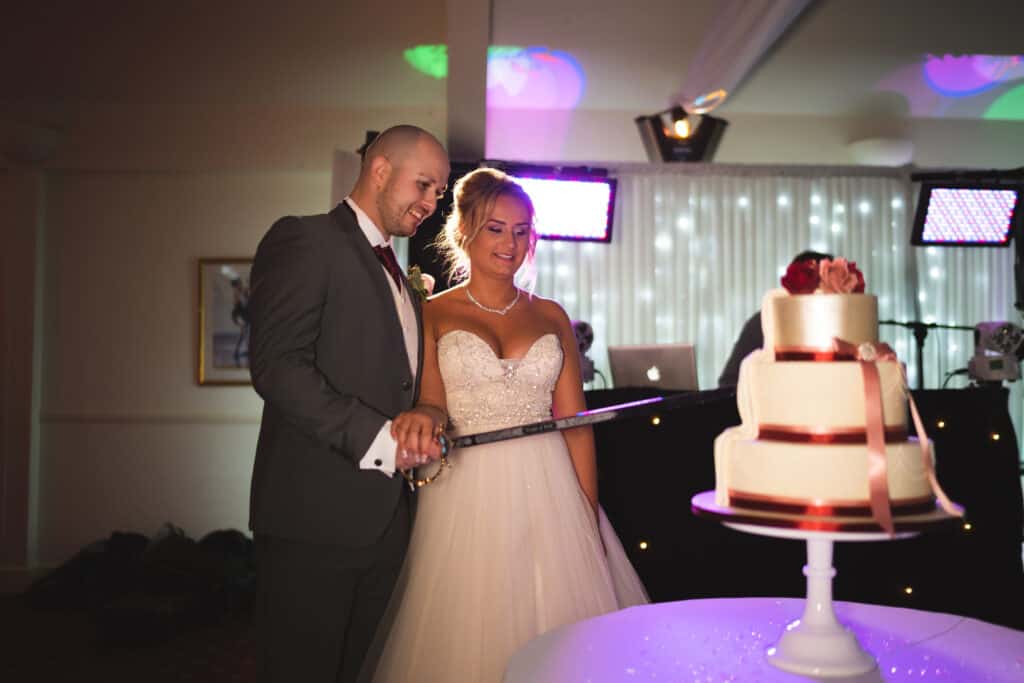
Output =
[
  {"x1": 781, "y1": 260, "x2": 820, "y2": 294},
  {"x1": 849, "y1": 261, "x2": 865, "y2": 293}
]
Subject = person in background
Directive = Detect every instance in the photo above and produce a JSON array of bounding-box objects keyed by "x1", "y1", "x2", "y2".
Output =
[{"x1": 717, "y1": 250, "x2": 833, "y2": 387}]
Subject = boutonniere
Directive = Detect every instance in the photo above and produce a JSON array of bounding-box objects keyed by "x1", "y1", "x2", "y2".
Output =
[{"x1": 407, "y1": 265, "x2": 435, "y2": 302}]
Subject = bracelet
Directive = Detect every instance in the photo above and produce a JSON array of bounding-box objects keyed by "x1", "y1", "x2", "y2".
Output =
[
  {"x1": 401, "y1": 434, "x2": 450, "y2": 489},
  {"x1": 397, "y1": 412, "x2": 451, "y2": 490}
]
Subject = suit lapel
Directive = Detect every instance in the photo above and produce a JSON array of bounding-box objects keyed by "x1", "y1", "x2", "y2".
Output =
[
  {"x1": 411, "y1": 286, "x2": 424, "y2": 402},
  {"x1": 329, "y1": 203, "x2": 418, "y2": 386}
]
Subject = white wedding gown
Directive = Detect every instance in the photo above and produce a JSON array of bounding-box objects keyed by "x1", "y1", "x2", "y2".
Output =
[{"x1": 369, "y1": 330, "x2": 649, "y2": 683}]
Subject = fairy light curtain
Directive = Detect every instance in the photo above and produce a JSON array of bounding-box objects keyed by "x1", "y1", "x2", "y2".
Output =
[{"x1": 526, "y1": 163, "x2": 1021, "y2": 454}]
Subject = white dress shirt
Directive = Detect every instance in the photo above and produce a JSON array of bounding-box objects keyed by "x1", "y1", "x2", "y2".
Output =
[{"x1": 344, "y1": 197, "x2": 419, "y2": 476}]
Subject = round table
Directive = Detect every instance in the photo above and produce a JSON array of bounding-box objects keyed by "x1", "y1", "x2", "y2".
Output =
[{"x1": 503, "y1": 598, "x2": 1024, "y2": 682}]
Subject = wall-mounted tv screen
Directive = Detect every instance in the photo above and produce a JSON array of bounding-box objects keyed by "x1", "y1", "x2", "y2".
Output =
[
  {"x1": 910, "y1": 183, "x2": 1021, "y2": 246},
  {"x1": 500, "y1": 165, "x2": 617, "y2": 243}
]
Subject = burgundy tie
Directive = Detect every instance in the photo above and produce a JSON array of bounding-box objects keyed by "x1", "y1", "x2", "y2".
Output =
[{"x1": 373, "y1": 244, "x2": 404, "y2": 290}]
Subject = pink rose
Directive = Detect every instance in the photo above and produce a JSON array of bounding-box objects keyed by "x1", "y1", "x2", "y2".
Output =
[
  {"x1": 421, "y1": 272, "x2": 436, "y2": 296},
  {"x1": 818, "y1": 258, "x2": 862, "y2": 294}
]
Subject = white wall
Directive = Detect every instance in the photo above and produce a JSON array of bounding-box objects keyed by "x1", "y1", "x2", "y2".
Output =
[
  {"x1": 1, "y1": 171, "x2": 42, "y2": 567},
  {"x1": 34, "y1": 170, "x2": 327, "y2": 564}
]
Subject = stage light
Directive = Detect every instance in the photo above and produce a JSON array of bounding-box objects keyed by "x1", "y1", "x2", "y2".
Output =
[
  {"x1": 976, "y1": 321, "x2": 1024, "y2": 354},
  {"x1": 911, "y1": 183, "x2": 1020, "y2": 246},
  {"x1": 668, "y1": 105, "x2": 692, "y2": 138},
  {"x1": 635, "y1": 105, "x2": 728, "y2": 162},
  {"x1": 909, "y1": 169, "x2": 1023, "y2": 246},
  {"x1": 967, "y1": 321, "x2": 1024, "y2": 383},
  {"x1": 910, "y1": 168, "x2": 1024, "y2": 312}
]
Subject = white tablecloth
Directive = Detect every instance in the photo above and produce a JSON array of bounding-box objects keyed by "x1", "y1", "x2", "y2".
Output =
[{"x1": 504, "y1": 598, "x2": 1024, "y2": 682}]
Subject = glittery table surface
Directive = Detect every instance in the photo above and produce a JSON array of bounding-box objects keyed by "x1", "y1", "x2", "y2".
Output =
[{"x1": 503, "y1": 598, "x2": 1024, "y2": 682}]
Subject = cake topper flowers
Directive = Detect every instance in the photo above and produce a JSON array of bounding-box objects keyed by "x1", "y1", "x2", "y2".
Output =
[{"x1": 781, "y1": 257, "x2": 865, "y2": 295}]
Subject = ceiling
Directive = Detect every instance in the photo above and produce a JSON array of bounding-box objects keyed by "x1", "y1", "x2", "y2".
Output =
[
  {"x1": 488, "y1": 0, "x2": 1024, "y2": 120},
  {"x1": 2, "y1": 0, "x2": 1023, "y2": 166}
]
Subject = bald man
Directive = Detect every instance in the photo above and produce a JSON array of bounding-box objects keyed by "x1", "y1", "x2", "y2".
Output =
[{"x1": 248, "y1": 125, "x2": 451, "y2": 683}]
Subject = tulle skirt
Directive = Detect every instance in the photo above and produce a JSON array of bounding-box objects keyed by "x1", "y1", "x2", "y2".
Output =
[{"x1": 367, "y1": 431, "x2": 649, "y2": 683}]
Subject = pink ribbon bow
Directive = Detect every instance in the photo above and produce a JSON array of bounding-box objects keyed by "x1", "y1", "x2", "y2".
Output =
[{"x1": 832, "y1": 338, "x2": 962, "y2": 534}]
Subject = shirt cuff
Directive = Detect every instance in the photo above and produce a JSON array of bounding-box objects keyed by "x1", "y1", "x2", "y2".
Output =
[{"x1": 359, "y1": 420, "x2": 397, "y2": 476}]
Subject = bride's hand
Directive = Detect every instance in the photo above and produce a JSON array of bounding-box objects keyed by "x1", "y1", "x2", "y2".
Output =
[{"x1": 392, "y1": 406, "x2": 446, "y2": 464}]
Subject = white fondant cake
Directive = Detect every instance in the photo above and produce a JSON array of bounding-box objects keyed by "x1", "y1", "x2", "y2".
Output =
[{"x1": 714, "y1": 288, "x2": 935, "y2": 518}]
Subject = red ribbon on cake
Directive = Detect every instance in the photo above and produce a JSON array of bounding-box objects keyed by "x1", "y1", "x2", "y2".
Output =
[
  {"x1": 830, "y1": 338, "x2": 962, "y2": 534},
  {"x1": 725, "y1": 490, "x2": 937, "y2": 517},
  {"x1": 774, "y1": 348, "x2": 858, "y2": 362},
  {"x1": 829, "y1": 338, "x2": 897, "y2": 534},
  {"x1": 756, "y1": 425, "x2": 908, "y2": 444}
]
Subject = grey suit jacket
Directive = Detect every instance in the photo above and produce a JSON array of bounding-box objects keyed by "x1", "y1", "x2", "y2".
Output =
[{"x1": 248, "y1": 203, "x2": 422, "y2": 547}]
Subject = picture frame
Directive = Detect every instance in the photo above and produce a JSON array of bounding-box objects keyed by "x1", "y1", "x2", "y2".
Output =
[{"x1": 198, "y1": 258, "x2": 253, "y2": 385}]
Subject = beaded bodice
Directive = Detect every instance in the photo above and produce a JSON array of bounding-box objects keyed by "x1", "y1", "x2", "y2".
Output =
[{"x1": 437, "y1": 330, "x2": 563, "y2": 433}]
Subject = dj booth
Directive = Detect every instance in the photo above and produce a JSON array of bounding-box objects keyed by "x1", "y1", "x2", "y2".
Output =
[{"x1": 584, "y1": 386, "x2": 1024, "y2": 630}]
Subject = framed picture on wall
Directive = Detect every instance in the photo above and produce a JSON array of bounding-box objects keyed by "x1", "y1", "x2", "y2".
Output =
[{"x1": 198, "y1": 258, "x2": 253, "y2": 385}]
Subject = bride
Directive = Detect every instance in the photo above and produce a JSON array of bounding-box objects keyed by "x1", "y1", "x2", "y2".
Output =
[{"x1": 368, "y1": 168, "x2": 648, "y2": 682}]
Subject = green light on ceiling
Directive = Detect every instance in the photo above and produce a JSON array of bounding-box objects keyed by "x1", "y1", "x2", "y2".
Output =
[
  {"x1": 984, "y1": 84, "x2": 1024, "y2": 121},
  {"x1": 404, "y1": 45, "x2": 447, "y2": 79},
  {"x1": 403, "y1": 45, "x2": 525, "y2": 80}
]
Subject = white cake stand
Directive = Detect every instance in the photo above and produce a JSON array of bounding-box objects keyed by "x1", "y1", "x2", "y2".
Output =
[{"x1": 691, "y1": 490, "x2": 962, "y2": 678}]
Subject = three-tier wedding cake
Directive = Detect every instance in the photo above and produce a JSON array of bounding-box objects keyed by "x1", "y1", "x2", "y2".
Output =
[{"x1": 713, "y1": 258, "x2": 955, "y2": 530}]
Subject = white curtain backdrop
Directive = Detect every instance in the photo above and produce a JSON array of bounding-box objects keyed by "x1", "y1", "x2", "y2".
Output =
[{"x1": 520, "y1": 163, "x2": 1022, "y2": 460}]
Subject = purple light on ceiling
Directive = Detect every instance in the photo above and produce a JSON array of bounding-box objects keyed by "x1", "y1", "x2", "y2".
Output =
[
  {"x1": 923, "y1": 54, "x2": 1024, "y2": 97},
  {"x1": 487, "y1": 47, "x2": 585, "y2": 110}
]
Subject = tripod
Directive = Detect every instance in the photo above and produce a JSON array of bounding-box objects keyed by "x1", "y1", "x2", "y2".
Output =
[{"x1": 879, "y1": 320, "x2": 974, "y2": 390}]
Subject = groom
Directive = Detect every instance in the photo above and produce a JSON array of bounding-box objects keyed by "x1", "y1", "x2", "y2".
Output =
[{"x1": 248, "y1": 125, "x2": 450, "y2": 683}]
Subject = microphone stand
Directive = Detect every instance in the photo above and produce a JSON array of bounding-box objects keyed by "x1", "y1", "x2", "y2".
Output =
[{"x1": 879, "y1": 320, "x2": 974, "y2": 390}]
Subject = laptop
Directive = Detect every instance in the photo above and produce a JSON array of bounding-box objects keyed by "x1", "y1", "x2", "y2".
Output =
[{"x1": 607, "y1": 343, "x2": 699, "y2": 391}]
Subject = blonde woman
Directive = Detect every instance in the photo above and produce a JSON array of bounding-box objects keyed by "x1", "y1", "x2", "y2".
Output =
[{"x1": 368, "y1": 168, "x2": 648, "y2": 683}]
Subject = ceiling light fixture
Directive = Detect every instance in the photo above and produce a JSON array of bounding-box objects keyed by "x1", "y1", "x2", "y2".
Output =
[{"x1": 635, "y1": 105, "x2": 729, "y2": 163}]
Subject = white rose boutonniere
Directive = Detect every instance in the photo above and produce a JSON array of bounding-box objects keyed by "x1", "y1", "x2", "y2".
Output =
[{"x1": 407, "y1": 265, "x2": 435, "y2": 302}]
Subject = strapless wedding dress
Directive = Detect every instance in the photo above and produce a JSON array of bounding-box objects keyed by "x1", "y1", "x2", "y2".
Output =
[{"x1": 368, "y1": 330, "x2": 649, "y2": 682}]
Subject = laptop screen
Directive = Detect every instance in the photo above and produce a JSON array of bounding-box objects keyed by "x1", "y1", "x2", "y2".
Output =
[{"x1": 607, "y1": 344, "x2": 699, "y2": 391}]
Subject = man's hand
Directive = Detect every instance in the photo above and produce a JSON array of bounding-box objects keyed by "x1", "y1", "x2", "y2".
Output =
[{"x1": 391, "y1": 405, "x2": 446, "y2": 468}]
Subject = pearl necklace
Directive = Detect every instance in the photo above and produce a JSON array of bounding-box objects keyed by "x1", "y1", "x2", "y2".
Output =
[{"x1": 466, "y1": 287, "x2": 520, "y2": 315}]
